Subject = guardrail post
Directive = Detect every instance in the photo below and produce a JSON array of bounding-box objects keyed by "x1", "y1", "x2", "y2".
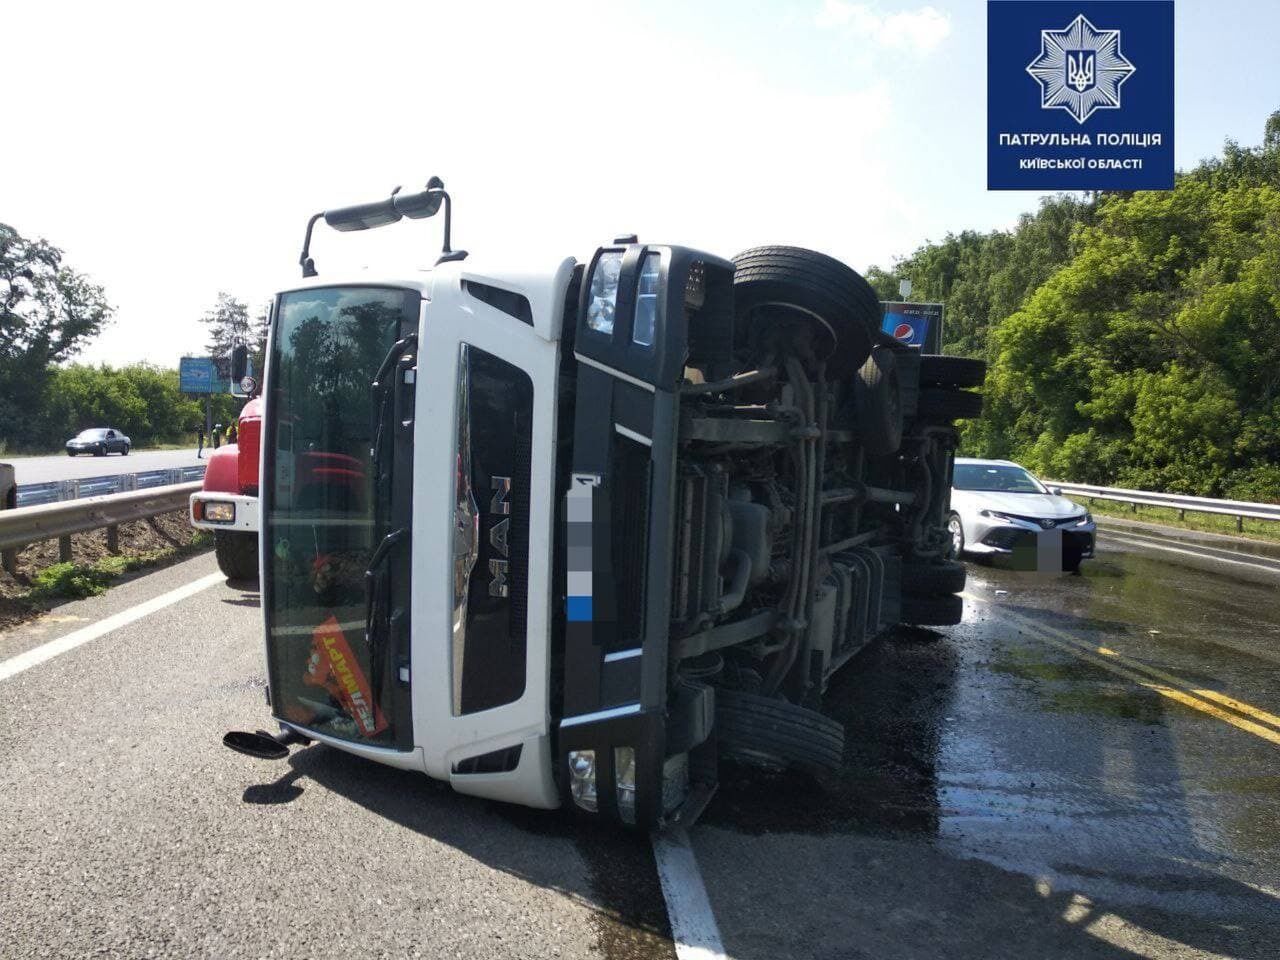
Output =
[
  {"x1": 58, "y1": 536, "x2": 73, "y2": 563},
  {"x1": 106, "y1": 525, "x2": 119, "y2": 554},
  {"x1": 1, "y1": 463, "x2": 15, "y2": 576},
  {"x1": 1237, "y1": 515, "x2": 1244, "y2": 533}
]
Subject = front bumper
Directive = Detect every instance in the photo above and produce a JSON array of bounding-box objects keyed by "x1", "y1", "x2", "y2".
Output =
[
  {"x1": 190, "y1": 492, "x2": 259, "y2": 533},
  {"x1": 966, "y1": 517, "x2": 1096, "y2": 567}
]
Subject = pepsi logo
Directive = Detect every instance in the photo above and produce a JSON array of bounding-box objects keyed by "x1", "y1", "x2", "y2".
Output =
[{"x1": 893, "y1": 322, "x2": 914, "y2": 341}]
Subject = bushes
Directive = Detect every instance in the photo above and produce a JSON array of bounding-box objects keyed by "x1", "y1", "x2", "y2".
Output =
[
  {"x1": 874, "y1": 112, "x2": 1280, "y2": 505},
  {"x1": 2, "y1": 363, "x2": 242, "y2": 452}
]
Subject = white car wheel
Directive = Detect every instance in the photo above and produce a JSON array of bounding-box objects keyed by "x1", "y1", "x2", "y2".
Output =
[{"x1": 947, "y1": 513, "x2": 965, "y2": 558}]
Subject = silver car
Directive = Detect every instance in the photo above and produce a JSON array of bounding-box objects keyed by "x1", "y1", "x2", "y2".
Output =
[{"x1": 948, "y1": 458, "x2": 1096, "y2": 571}]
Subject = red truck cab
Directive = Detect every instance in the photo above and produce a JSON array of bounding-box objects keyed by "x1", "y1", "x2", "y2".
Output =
[{"x1": 190, "y1": 397, "x2": 262, "y2": 579}]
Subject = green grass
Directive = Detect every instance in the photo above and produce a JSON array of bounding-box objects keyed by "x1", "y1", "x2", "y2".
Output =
[
  {"x1": 23, "y1": 531, "x2": 213, "y2": 606},
  {"x1": 1087, "y1": 497, "x2": 1280, "y2": 545}
]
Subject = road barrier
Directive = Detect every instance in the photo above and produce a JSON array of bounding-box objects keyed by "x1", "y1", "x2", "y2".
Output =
[
  {"x1": 0, "y1": 481, "x2": 201, "y2": 575},
  {"x1": 15, "y1": 465, "x2": 206, "y2": 507},
  {"x1": 1047, "y1": 481, "x2": 1280, "y2": 532}
]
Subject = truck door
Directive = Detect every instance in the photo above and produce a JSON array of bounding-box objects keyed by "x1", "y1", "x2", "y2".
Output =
[{"x1": 411, "y1": 270, "x2": 565, "y2": 808}]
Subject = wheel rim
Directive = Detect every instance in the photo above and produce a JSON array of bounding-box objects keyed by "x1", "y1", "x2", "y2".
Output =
[{"x1": 948, "y1": 517, "x2": 963, "y2": 555}]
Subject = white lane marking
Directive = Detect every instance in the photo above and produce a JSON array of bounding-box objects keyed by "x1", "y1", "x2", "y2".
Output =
[
  {"x1": 1105, "y1": 533, "x2": 1280, "y2": 572},
  {"x1": 652, "y1": 827, "x2": 727, "y2": 960},
  {"x1": 0, "y1": 572, "x2": 224, "y2": 683}
]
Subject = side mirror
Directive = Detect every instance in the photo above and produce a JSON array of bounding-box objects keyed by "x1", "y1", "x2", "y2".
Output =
[
  {"x1": 1050, "y1": 486, "x2": 1063, "y2": 496},
  {"x1": 394, "y1": 175, "x2": 445, "y2": 219},
  {"x1": 230, "y1": 344, "x2": 249, "y2": 382}
]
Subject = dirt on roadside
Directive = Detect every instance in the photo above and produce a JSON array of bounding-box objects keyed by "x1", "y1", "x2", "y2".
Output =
[{"x1": 0, "y1": 511, "x2": 210, "y2": 631}]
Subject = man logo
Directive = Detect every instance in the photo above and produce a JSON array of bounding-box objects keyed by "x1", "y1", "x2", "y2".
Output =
[{"x1": 1026, "y1": 14, "x2": 1135, "y2": 124}]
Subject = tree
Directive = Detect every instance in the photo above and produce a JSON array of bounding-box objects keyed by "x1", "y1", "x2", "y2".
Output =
[
  {"x1": 200, "y1": 292, "x2": 251, "y2": 377},
  {"x1": 0, "y1": 223, "x2": 112, "y2": 445},
  {"x1": 251, "y1": 302, "x2": 270, "y2": 378}
]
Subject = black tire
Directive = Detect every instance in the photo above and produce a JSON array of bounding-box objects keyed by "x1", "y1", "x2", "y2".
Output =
[
  {"x1": 916, "y1": 387, "x2": 983, "y2": 422},
  {"x1": 121, "y1": 444, "x2": 130, "y2": 456},
  {"x1": 715, "y1": 687, "x2": 845, "y2": 776},
  {"x1": 901, "y1": 593, "x2": 964, "y2": 627},
  {"x1": 920, "y1": 355, "x2": 986, "y2": 389},
  {"x1": 214, "y1": 531, "x2": 258, "y2": 581},
  {"x1": 853, "y1": 347, "x2": 903, "y2": 456},
  {"x1": 66, "y1": 451, "x2": 76, "y2": 457},
  {"x1": 732, "y1": 246, "x2": 880, "y2": 376},
  {"x1": 903, "y1": 558, "x2": 966, "y2": 596},
  {"x1": 94, "y1": 444, "x2": 107, "y2": 457},
  {"x1": 945, "y1": 512, "x2": 966, "y2": 559}
]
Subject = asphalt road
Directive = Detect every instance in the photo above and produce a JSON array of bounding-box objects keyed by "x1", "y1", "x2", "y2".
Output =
[
  {"x1": 6, "y1": 448, "x2": 205, "y2": 485},
  {"x1": 2, "y1": 533, "x2": 1278, "y2": 959}
]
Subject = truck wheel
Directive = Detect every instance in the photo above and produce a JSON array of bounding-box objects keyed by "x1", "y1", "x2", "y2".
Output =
[
  {"x1": 214, "y1": 531, "x2": 258, "y2": 581},
  {"x1": 732, "y1": 246, "x2": 880, "y2": 376},
  {"x1": 920, "y1": 355, "x2": 986, "y2": 389},
  {"x1": 915, "y1": 387, "x2": 983, "y2": 422},
  {"x1": 853, "y1": 347, "x2": 903, "y2": 456},
  {"x1": 715, "y1": 687, "x2": 845, "y2": 777},
  {"x1": 903, "y1": 558, "x2": 966, "y2": 595},
  {"x1": 901, "y1": 592, "x2": 963, "y2": 626}
]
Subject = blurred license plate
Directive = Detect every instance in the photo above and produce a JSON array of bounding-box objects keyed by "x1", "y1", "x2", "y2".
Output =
[{"x1": 1036, "y1": 528, "x2": 1063, "y2": 573}]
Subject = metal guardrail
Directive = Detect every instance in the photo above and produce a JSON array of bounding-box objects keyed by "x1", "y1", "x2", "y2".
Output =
[
  {"x1": 15, "y1": 465, "x2": 206, "y2": 507},
  {"x1": 1047, "y1": 481, "x2": 1280, "y2": 531},
  {"x1": 0, "y1": 481, "x2": 201, "y2": 574}
]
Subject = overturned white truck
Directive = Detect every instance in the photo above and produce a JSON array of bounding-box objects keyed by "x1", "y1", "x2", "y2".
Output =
[{"x1": 224, "y1": 179, "x2": 985, "y2": 828}]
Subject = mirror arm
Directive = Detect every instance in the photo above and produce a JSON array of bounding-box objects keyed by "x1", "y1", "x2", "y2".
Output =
[
  {"x1": 431, "y1": 189, "x2": 468, "y2": 264},
  {"x1": 299, "y1": 212, "x2": 324, "y2": 277}
]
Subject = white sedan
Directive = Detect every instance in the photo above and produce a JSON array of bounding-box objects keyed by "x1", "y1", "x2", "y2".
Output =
[{"x1": 948, "y1": 458, "x2": 1096, "y2": 572}]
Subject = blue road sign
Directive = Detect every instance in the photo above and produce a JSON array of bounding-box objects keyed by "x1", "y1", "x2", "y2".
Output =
[{"x1": 179, "y1": 356, "x2": 217, "y2": 394}]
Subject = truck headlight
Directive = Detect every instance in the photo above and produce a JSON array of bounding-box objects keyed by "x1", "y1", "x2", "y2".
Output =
[
  {"x1": 586, "y1": 251, "x2": 623, "y2": 335},
  {"x1": 632, "y1": 254, "x2": 660, "y2": 347},
  {"x1": 567, "y1": 749, "x2": 598, "y2": 812},
  {"x1": 614, "y1": 747, "x2": 637, "y2": 824},
  {"x1": 202, "y1": 501, "x2": 236, "y2": 523}
]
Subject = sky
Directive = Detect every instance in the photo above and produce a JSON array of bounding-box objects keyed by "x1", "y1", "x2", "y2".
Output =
[{"x1": 2, "y1": 0, "x2": 1277, "y2": 368}]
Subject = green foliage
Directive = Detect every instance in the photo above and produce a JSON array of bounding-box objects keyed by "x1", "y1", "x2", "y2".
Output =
[
  {"x1": 0, "y1": 223, "x2": 113, "y2": 445},
  {"x1": 202, "y1": 291, "x2": 251, "y2": 378},
  {"x1": 872, "y1": 109, "x2": 1280, "y2": 505},
  {"x1": 28, "y1": 559, "x2": 120, "y2": 601},
  {"x1": 12, "y1": 362, "x2": 242, "y2": 451}
]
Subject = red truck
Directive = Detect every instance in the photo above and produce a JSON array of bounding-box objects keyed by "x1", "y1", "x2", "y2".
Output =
[{"x1": 190, "y1": 397, "x2": 261, "y2": 579}]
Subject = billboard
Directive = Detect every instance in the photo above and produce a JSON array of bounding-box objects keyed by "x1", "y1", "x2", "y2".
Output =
[
  {"x1": 179, "y1": 356, "x2": 218, "y2": 394},
  {"x1": 880, "y1": 302, "x2": 943, "y2": 353}
]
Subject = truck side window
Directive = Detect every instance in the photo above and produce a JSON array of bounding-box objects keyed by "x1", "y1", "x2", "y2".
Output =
[{"x1": 452, "y1": 344, "x2": 533, "y2": 715}]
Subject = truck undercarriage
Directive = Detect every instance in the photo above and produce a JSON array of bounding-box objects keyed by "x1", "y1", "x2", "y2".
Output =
[{"x1": 555, "y1": 243, "x2": 983, "y2": 825}]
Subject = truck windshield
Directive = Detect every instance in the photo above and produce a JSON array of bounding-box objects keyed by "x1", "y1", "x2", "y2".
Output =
[{"x1": 262, "y1": 285, "x2": 417, "y2": 747}]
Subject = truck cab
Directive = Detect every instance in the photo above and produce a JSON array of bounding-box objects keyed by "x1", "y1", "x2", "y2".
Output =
[
  {"x1": 225, "y1": 181, "x2": 984, "y2": 828},
  {"x1": 191, "y1": 396, "x2": 262, "y2": 579}
]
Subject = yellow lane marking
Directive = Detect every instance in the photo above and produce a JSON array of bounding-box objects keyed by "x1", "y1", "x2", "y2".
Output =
[
  {"x1": 963, "y1": 590, "x2": 1280, "y2": 730},
  {"x1": 962, "y1": 592, "x2": 1280, "y2": 746}
]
